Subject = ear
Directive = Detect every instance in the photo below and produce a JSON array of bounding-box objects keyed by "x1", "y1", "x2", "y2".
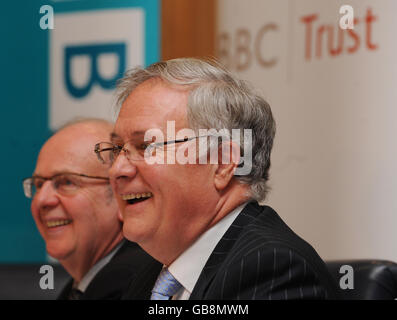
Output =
[{"x1": 214, "y1": 141, "x2": 241, "y2": 191}]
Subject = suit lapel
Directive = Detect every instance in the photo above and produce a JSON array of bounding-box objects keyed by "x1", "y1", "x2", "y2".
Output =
[
  {"x1": 56, "y1": 278, "x2": 73, "y2": 300},
  {"x1": 82, "y1": 241, "x2": 131, "y2": 299},
  {"x1": 84, "y1": 240, "x2": 162, "y2": 300},
  {"x1": 122, "y1": 261, "x2": 163, "y2": 299},
  {"x1": 190, "y1": 201, "x2": 260, "y2": 299}
]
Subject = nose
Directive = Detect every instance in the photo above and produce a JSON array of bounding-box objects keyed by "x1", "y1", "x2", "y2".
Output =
[
  {"x1": 108, "y1": 152, "x2": 138, "y2": 192},
  {"x1": 32, "y1": 180, "x2": 60, "y2": 212}
]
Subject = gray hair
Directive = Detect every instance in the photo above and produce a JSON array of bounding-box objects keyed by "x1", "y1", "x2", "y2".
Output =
[{"x1": 115, "y1": 58, "x2": 276, "y2": 202}]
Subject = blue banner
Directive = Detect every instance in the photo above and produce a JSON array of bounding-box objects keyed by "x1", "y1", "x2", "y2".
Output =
[{"x1": 0, "y1": 0, "x2": 160, "y2": 262}]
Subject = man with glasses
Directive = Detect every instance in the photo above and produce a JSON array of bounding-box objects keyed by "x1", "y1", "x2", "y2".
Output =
[
  {"x1": 24, "y1": 119, "x2": 161, "y2": 299},
  {"x1": 97, "y1": 58, "x2": 339, "y2": 300}
]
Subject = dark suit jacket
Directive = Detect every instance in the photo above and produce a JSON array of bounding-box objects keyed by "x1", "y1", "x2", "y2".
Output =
[
  {"x1": 189, "y1": 202, "x2": 339, "y2": 299},
  {"x1": 57, "y1": 240, "x2": 162, "y2": 300}
]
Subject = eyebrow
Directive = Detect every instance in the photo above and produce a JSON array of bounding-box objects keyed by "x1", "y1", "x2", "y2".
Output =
[
  {"x1": 110, "y1": 131, "x2": 147, "y2": 142},
  {"x1": 31, "y1": 172, "x2": 61, "y2": 180},
  {"x1": 110, "y1": 132, "x2": 121, "y2": 141},
  {"x1": 32, "y1": 171, "x2": 76, "y2": 178}
]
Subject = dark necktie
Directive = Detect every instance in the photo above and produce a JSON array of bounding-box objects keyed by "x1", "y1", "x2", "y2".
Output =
[{"x1": 68, "y1": 288, "x2": 83, "y2": 300}]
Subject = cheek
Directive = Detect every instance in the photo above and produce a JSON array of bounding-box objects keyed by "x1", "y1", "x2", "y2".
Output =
[
  {"x1": 31, "y1": 201, "x2": 38, "y2": 218},
  {"x1": 65, "y1": 195, "x2": 97, "y2": 225},
  {"x1": 85, "y1": 191, "x2": 119, "y2": 225},
  {"x1": 109, "y1": 178, "x2": 117, "y2": 194},
  {"x1": 158, "y1": 167, "x2": 211, "y2": 207},
  {"x1": 31, "y1": 201, "x2": 43, "y2": 227},
  {"x1": 109, "y1": 179, "x2": 126, "y2": 208},
  {"x1": 178, "y1": 165, "x2": 213, "y2": 189}
]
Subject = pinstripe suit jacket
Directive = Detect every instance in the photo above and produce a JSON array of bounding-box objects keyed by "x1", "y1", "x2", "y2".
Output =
[{"x1": 189, "y1": 202, "x2": 339, "y2": 300}]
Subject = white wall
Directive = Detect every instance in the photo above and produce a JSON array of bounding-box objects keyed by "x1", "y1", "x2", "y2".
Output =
[{"x1": 217, "y1": 0, "x2": 397, "y2": 261}]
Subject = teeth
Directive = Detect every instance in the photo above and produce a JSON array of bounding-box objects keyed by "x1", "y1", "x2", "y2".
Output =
[
  {"x1": 122, "y1": 192, "x2": 152, "y2": 201},
  {"x1": 46, "y1": 220, "x2": 72, "y2": 228}
]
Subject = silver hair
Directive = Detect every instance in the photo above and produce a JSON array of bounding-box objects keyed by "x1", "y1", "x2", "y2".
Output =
[{"x1": 115, "y1": 58, "x2": 276, "y2": 202}]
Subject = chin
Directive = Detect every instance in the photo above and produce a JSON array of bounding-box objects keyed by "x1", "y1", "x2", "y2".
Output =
[
  {"x1": 122, "y1": 221, "x2": 149, "y2": 244},
  {"x1": 46, "y1": 243, "x2": 71, "y2": 261},
  {"x1": 122, "y1": 224, "x2": 139, "y2": 243}
]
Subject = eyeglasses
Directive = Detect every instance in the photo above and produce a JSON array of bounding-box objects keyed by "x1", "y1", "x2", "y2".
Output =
[
  {"x1": 22, "y1": 173, "x2": 109, "y2": 199},
  {"x1": 94, "y1": 135, "x2": 210, "y2": 165}
]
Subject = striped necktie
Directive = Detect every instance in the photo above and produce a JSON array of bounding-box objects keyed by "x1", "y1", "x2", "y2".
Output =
[{"x1": 150, "y1": 268, "x2": 182, "y2": 300}]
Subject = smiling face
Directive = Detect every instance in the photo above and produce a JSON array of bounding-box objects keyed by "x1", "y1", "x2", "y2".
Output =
[
  {"x1": 109, "y1": 78, "x2": 220, "y2": 264},
  {"x1": 31, "y1": 122, "x2": 122, "y2": 271}
]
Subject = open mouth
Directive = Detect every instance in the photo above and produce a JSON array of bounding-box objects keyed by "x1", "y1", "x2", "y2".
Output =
[
  {"x1": 122, "y1": 192, "x2": 153, "y2": 205},
  {"x1": 46, "y1": 220, "x2": 72, "y2": 228}
]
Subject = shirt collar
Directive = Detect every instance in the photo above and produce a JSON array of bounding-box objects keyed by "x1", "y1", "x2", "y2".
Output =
[
  {"x1": 76, "y1": 240, "x2": 125, "y2": 292},
  {"x1": 168, "y1": 202, "x2": 247, "y2": 294}
]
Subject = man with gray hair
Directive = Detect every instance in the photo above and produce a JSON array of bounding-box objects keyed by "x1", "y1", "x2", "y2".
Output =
[
  {"x1": 24, "y1": 119, "x2": 161, "y2": 299},
  {"x1": 96, "y1": 58, "x2": 338, "y2": 299}
]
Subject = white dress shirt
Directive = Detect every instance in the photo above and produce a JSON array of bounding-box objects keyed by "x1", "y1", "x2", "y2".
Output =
[
  {"x1": 75, "y1": 240, "x2": 124, "y2": 292},
  {"x1": 168, "y1": 203, "x2": 247, "y2": 300}
]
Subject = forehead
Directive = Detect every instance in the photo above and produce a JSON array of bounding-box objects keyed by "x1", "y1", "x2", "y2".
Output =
[
  {"x1": 34, "y1": 125, "x2": 109, "y2": 176},
  {"x1": 114, "y1": 79, "x2": 190, "y2": 139}
]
